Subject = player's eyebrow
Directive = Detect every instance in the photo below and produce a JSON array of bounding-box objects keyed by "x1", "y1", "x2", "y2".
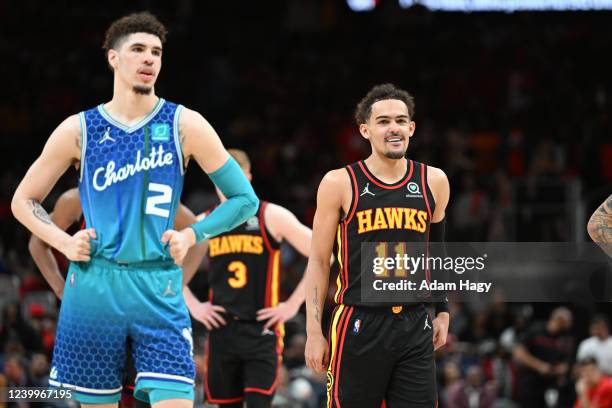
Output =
[
  {"x1": 129, "y1": 42, "x2": 163, "y2": 52},
  {"x1": 374, "y1": 114, "x2": 410, "y2": 120}
]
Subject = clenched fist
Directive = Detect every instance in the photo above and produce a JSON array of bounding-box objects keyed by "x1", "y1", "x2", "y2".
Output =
[
  {"x1": 60, "y1": 228, "x2": 96, "y2": 261},
  {"x1": 162, "y1": 228, "x2": 196, "y2": 266}
]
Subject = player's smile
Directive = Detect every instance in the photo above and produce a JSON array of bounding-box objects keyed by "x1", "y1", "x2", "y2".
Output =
[{"x1": 385, "y1": 135, "x2": 405, "y2": 148}]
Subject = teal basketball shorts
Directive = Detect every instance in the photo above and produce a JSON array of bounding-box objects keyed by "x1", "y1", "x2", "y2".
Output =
[{"x1": 48, "y1": 258, "x2": 195, "y2": 404}]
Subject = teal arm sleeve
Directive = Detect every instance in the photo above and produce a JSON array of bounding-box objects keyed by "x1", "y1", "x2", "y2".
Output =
[{"x1": 189, "y1": 157, "x2": 259, "y2": 242}]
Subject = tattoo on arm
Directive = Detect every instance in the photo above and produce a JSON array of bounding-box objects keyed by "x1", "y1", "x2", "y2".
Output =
[
  {"x1": 313, "y1": 286, "x2": 321, "y2": 323},
  {"x1": 28, "y1": 199, "x2": 52, "y2": 224},
  {"x1": 597, "y1": 195, "x2": 612, "y2": 215},
  {"x1": 589, "y1": 195, "x2": 612, "y2": 256}
]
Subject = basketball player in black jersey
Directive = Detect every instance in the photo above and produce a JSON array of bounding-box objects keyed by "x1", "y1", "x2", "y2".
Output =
[
  {"x1": 305, "y1": 84, "x2": 450, "y2": 407},
  {"x1": 182, "y1": 149, "x2": 315, "y2": 408}
]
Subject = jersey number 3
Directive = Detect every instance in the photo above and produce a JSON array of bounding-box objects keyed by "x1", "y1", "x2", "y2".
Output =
[
  {"x1": 228, "y1": 261, "x2": 248, "y2": 288},
  {"x1": 145, "y1": 183, "x2": 172, "y2": 218}
]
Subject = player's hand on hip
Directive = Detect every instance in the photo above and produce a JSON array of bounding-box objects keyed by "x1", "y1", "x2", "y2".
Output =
[
  {"x1": 305, "y1": 332, "x2": 329, "y2": 373},
  {"x1": 432, "y1": 312, "x2": 450, "y2": 350},
  {"x1": 60, "y1": 228, "x2": 96, "y2": 261},
  {"x1": 161, "y1": 228, "x2": 196, "y2": 266},
  {"x1": 188, "y1": 301, "x2": 226, "y2": 331},
  {"x1": 256, "y1": 301, "x2": 300, "y2": 330}
]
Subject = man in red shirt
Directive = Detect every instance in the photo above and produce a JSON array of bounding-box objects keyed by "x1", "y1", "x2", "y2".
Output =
[{"x1": 575, "y1": 357, "x2": 612, "y2": 408}]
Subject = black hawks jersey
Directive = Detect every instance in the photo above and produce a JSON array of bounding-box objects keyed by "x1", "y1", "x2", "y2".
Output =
[
  {"x1": 207, "y1": 201, "x2": 281, "y2": 320},
  {"x1": 334, "y1": 160, "x2": 436, "y2": 306}
]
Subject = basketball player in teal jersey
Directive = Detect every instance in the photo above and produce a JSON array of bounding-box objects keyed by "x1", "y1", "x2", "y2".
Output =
[
  {"x1": 11, "y1": 12, "x2": 258, "y2": 408},
  {"x1": 28, "y1": 188, "x2": 207, "y2": 408}
]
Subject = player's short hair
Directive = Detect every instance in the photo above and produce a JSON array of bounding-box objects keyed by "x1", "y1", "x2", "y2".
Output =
[
  {"x1": 228, "y1": 149, "x2": 251, "y2": 172},
  {"x1": 355, "y1": 83, "x2": 415, "y2": 125},
  {"x1": 103, "y1": 11, "x2": 167, "y2": 53}
]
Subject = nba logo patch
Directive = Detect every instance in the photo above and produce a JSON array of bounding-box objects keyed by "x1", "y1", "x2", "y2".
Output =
[
  {"x1": 69, "y1": 273, "x2": 75, "y2": 288},
  {"x1": 353, "y1": 319, "x2": 361, "y2": 334},
  {"x1": 151, "y1": 123, "x2": 170, "y2": 141}
]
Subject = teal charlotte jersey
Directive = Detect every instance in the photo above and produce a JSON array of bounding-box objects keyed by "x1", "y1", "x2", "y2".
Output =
[
  {"x1": 78, "y1": 98, "x2": 184, "y2": 263},
  {"x1": 49, "y1": 99, "x2": 195, "y2": 404}
]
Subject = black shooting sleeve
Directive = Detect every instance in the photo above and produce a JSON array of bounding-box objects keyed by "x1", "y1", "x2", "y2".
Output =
[{"x1": 430, "y1": 218, "x2": 449, "y2": 315}]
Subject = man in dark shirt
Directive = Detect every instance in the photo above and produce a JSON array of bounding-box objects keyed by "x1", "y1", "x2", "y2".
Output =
[{"x1": 513, "y1": 307, "x2": 574, "y2": 408}]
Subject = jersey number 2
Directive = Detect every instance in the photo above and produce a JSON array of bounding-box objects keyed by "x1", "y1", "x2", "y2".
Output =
[
  {"x1": 228, "y1": 261, "x2": 248, "y2": 288},
  {"x1": 145, "y1": 183, "x2": 172, "y2": 218}
]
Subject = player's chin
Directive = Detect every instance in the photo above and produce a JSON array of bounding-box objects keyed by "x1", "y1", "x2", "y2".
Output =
[
  {"x1": 132, "y1": 85, "x2": 153, "y2": 95},
  {"x1": 383, "y1": 149, "x2": 406, "y2": 160}
]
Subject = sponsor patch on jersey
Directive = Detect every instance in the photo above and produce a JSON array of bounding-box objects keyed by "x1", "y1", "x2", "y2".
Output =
[
  {"x1": 151, "y1": 123, "x2": 170, "y2": 141},
  {"x1": 406, "y1": 181, "x2": 423, "y2": 198},
  {"x1": 245, "y1": 216, "x2": 260, "y2": 231}
]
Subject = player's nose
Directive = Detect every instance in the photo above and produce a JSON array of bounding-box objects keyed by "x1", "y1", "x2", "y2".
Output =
[
  {"x1": 388, "y1": 121, "x2": 401, "y2": 133},
  {"x1": 142, "y1": 51, "x2": 155, "y2": 65}
]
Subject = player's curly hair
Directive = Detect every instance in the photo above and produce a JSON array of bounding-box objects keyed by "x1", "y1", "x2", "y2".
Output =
[
  {"x1": 103, "y1": 11, "x2": 167, "y2": 52},
  {"x1": 354, "y1": 84, "x2": 415, "y2": 125}
]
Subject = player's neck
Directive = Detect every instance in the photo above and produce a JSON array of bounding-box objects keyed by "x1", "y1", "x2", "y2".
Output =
[
  {"x1": 105, "y1": 84, "x2": 159, "y2": 126},
  {"x1": 363, "y1": 154, "x2": 408, "y2": 184}
]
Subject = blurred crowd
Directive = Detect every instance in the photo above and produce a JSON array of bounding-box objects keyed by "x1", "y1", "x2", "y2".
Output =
[{"x1": 1, "y1": 1, "x2": 612, "y2": 407}]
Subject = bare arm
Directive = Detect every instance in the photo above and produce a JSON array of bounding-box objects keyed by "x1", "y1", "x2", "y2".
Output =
[
  {"x1": 179, "y1": 210, "x2": 226, "y2": 330},
  {"x1": 12, "y1": 116, "x2": 84, "y2": 257},
  {"x1": 174, "y1": 203, "x2": 208, "y2": 285},
  {"x1": 587, "y1": 194, "x2": 612, "y2": 257},
  {"x1": 28, "y1": 188, "x2": 82, "y2": 299},
  {"x1": 266, "y1": 203, "x2": 313, "y2": 307},
  {"x1": 305, "y1": 170, "x2": 348, "y2": 335},
  {"x1": 428, "y1": 166, "x2": 450, "y2": 223},
  {"x1": 255, "y1": 203, "x2": 315, "y2": 328},
  {"x1": 180, "y1": 108, "x2": 230, "y2": 174},
  {"x1": 513, "y1": 344, "x2": 550, "y2": 374},
  {"x1": 304, "y1": 169, "x2": 349, "y2": 372}
]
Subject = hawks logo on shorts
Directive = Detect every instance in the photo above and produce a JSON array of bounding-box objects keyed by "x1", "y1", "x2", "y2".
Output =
[{"x1": 326, "y1": 371, "x2": 334, "y2": 392}]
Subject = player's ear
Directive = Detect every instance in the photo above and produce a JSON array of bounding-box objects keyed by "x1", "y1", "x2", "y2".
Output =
[
  {"x1": 359, "y1": 123, "x2": 370, "y2": 140},
  {"x1": 107, "y1": 49, "x2": 119, "y2": 71},
  {"x1": 408, "y1": 121, "x2": 416, "y2": 138}
]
